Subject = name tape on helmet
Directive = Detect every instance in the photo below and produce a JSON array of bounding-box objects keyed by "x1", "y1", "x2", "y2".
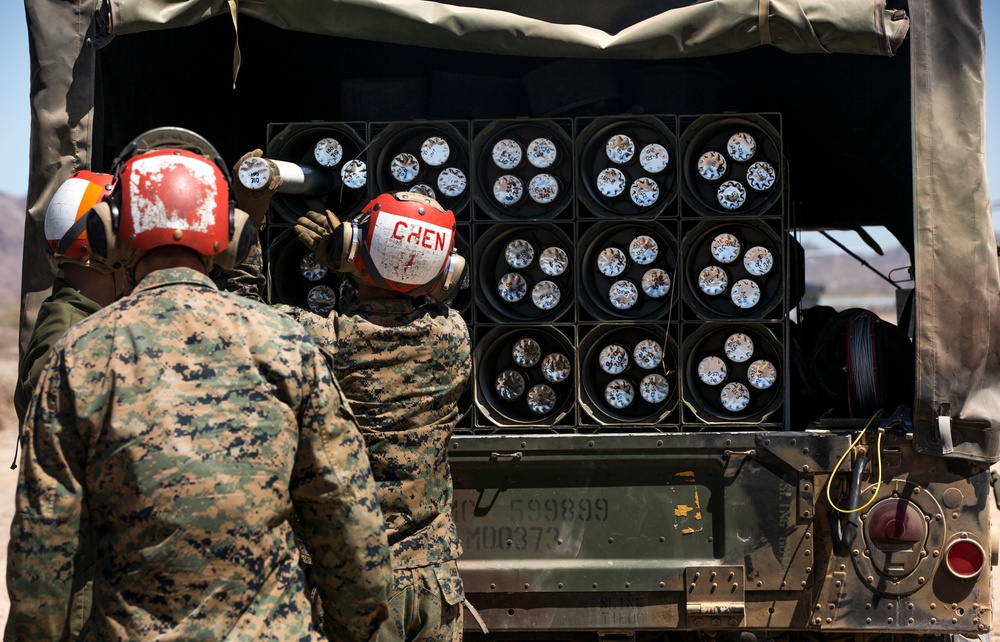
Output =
[
  {"x1": 128, "y1": 155, "x2": 220, "y2": 235},
  {"x1": 368, "y1": 212, "x2": 452, "y2": 285}
]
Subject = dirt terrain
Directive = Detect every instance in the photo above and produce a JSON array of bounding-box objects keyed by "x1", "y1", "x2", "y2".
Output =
[{"x1": 0, "y1": 323, "x2": 21, "y2": 624}]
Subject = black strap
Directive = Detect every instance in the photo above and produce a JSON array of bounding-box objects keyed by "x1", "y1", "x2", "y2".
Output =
[
  {"x1": 55, "y1": 213, "x2": 91, "y2": 255},
  {"x1": 355, "y1": 235, "x2": 393, "y2": 290}
]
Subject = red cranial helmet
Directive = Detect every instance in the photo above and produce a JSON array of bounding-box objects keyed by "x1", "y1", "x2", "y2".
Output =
[
  {"x1": 44, "y1": 170, "x2": 115, "y2": 264},
  {"x1": 116, "y1": 148, "x2": 232, "y2": 256},
  {"x1": 353, "y1": 192, "x2": 457, "y2": 295}
]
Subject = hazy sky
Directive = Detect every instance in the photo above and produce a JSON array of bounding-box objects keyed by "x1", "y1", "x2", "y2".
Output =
[{"x1": 0, "y1": 5, "x2": 997, "y2": 203}]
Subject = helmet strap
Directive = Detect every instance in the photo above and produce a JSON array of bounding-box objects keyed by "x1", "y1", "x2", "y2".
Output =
[
  {"x1": 55, "y1": 215, "x2": 91, "y2": 256},
  {"x1": 355, "y1": 237, "x2": 394, "y2": 290},
  {"x1": 112, "y1": 269, "x2": 127, "y2": 299}
]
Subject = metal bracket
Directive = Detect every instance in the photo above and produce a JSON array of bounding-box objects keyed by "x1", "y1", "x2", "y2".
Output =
[{"x1": 723, "y1": 449, "x2": 754, "y2": 478}]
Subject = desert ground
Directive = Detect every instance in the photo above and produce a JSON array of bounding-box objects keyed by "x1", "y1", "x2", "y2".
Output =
[{"x1": 0, "y1": 323, "x2": 21, "y2": 625}]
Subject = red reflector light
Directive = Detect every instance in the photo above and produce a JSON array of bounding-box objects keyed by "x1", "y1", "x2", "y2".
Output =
[{"x1": 945, "y1": 539, "x2": 985, "y2": 579}]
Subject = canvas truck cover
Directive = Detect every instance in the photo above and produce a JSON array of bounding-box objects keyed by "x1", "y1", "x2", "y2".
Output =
[{"x1": 20, "y1": 1, "x2": 1000, "y2": 460}]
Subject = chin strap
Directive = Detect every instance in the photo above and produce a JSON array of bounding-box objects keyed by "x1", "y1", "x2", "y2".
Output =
[{"x1": 112, "y1": 269, "x2": 128, "y2": 298}]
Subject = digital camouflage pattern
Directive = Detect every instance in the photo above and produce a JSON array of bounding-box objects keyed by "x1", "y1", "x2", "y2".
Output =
[
  {"x1": 210, "y1": 240, "x2": 266, "y2": 303},
  {"x1": 283, "y1": 298, "x2": 471, "y2": 570},
  {"x1": 12, "y1": 276, "x2": 103, "y2": 641},
  {"x1": 13, "y1": 277, "x2": 102, "y2": 423},
  {"x1": 377, "y1": 562, "x2": 464, "y2": 642},
  {"x1": 6, "y1": 267, "x2": 391, "y2": 642},
  {"x1": 282, "y1": 297, "x2": 471, "y2": 639}
]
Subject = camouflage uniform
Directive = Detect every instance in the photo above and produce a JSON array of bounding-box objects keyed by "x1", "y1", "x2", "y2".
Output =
[
  {"x1": 6, "y1": 267, "x2": 391, "y2": 642},
  {"x1": 210, "y1": 241, "x2": 267, "y2": 304},
  {"x1": 12, "y1": 276, "x2": 103, "y2": 641},
  {"x1": 13, "y1": 277, "x2": 102, "y2": 423},
  {"x1": 284, "y1": 297, "x2": 471, "y2": 641}
]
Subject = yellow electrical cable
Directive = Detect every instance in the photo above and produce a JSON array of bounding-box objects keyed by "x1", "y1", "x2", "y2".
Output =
[{"x1": 825, "y1": 410, "x2": 884, "y2": 514}]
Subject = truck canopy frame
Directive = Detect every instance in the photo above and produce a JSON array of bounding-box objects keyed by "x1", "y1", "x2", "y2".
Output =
[{"x1": 20, "y1": 0, "x2": 1000, "y2": 460}]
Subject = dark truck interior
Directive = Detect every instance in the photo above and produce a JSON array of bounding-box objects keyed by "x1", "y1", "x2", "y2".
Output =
[{"x1": 94, "y1": 14, "x2": 916, "y2": 431}]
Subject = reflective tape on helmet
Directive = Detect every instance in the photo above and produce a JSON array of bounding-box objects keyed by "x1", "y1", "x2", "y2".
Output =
[
  {"x1": 127, "y1": 154, "x2": 221, "y2": 236},
  {"x1": 45, "y1": 175, "x2": 106, "y2": 252},
  {"x1": 368, "y1": 211, "x2": 452, "y2": 285}
]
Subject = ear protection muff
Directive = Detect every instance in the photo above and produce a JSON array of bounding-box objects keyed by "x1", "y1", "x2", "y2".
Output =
[
  {"x1": 328, "y1": 218, "x2": 363, "y2": 274},
  {"x1": 424, "y1": 251, "x2": 467, "y2": 303},
  {"x1": 212, "y1": 208, "x2": 254, "y2": 272},
  {"x1": 84, "y1": 200, "x2": 133, "y2": 267}
]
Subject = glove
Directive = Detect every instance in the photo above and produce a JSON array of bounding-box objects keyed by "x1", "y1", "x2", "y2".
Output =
[
  {"x1": 232, "y1": 149, "x2": 281, "y2": 229},
  {"x1": 295, "y1": 209, "x2": 351, "y2": 271}
]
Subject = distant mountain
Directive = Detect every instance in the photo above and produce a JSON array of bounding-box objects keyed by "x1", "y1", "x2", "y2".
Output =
[
  {"x1": 0, "y1": 193, "x2": 25, "y2": 304},
  {"x1": 800, "y1": 243, "x2": 912, "y2": 294}
]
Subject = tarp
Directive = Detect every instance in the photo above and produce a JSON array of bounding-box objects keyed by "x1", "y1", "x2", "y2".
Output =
[
  {"x1": 908, "y1": 1, "x2": 1000, "y2": 461},
  {"x1": 21, "y1": 0, "x2": 1000, "y2": 460},
  {"x1": 106, "y1": 0, "x2": 908, "y2": 57}
]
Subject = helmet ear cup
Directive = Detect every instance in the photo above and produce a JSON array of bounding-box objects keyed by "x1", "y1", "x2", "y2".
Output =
[
  {"x1": 425, "y1": 252, "x2": 467, "y2": 303},
  {"x1": 84, "y1": 200, "x2": 132, "y2": 267},
  {"x1": 213, "y1": 208, "x2": 254, "y2": 271},
  {"x1": 329, "y1": 221, "x2": 361, "y2": 274}
]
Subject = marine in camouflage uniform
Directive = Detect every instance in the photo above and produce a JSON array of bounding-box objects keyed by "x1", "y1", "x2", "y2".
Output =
[
  {"x1": 13, "y1": 170, "x2": 128, "y2": 640},
  {"x1": 14, "y1": 277, "x2": 102, "y2": 424},
  {"x1": 281, "y1": 192, "x2": 472, "y2": 641},
  {"x1": 16, "y1": 169, "x2": 124, "y2": 425},
  {"x1": 6, "y1": 266, "x2": 392, "y2": 641},
  {"x1": 7, "y1": 139, "x2": 392, "y2": 642},
  {"x1": 12, "y1": 277, "x2": 106, "y2": 641},
  {"x1": 284, "y1": 296, "x2": 471, "y2": 641}
]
